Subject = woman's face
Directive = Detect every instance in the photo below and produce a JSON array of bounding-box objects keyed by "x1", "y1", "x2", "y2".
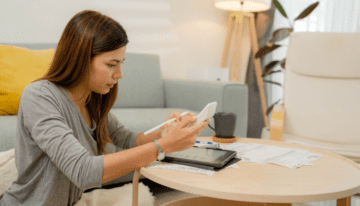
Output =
[{"x1": 88, "y1": 46, "x2": 126, "y2": 95}]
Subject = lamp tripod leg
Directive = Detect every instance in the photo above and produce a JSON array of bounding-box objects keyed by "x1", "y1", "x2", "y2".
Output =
[
  {"x1": 230, "y1": 13, "x2": 244, "y2": 82},
  {"x1": 221, "y1": 14, "x2": 235, "y2": 68},
  {"x1": 220, "y1": 12, "x2": 268, "y2": 127},
  {"x1": 249, "y1": 14, "x2": 269, "y2": 127}
]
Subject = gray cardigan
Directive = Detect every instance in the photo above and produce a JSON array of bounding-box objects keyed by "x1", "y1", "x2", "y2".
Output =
[{"x1": 0, "y1": 80, "x2": 140, "y2": 206}]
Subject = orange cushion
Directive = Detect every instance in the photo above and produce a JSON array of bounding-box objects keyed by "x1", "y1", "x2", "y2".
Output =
[{"x1": 0, "y1": 45, "x2": 54, "y2": 115}]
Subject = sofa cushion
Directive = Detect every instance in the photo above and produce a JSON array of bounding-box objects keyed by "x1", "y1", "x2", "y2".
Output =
[
  {"x1": 113, "y1": 53, "x2": 165, "y2": 108},
  {"x1": 0, "y1": 45, "x2": 54, "y2": 115},
  {"x1": 0, "y1": 115, "x2": 17, "y2": 152},
  {"x1": 0, "y1": 149, "x2": 17, "y2": 195},
  {"x1": 0, "y1": 149, "x2": 18, "y2": 194}
]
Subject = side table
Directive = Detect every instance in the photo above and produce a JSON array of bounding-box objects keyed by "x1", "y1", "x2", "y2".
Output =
[{"x1": 132, "y1": 137, "x2": 360, "y2": 206}]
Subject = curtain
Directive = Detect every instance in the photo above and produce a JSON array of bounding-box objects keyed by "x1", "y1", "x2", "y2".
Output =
[
  {"x1": 270, "y1": 0, "x2": 360, "y2": 107},
  {"x1": 245, "y1": 3, "x2": 276, "y2": 138}
]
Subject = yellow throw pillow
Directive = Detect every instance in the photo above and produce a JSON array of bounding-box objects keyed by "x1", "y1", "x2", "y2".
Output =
[{"x1": 0, "y1": 45, "x2": 54, "y2": 115}]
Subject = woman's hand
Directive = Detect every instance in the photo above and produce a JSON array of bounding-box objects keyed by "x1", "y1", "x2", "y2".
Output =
[
  {"x1": 157, "y1": 115, "x2": 210, "y2": 154},
  {"x1": 187, "y1": 116, "x2": 210, "y2": 138},
  {"x1": 160, "y1": 110, "x2": 182, "y2": 138},
  {"x1": 160, "y1": 112, "x2": 210, "y2": 138}
]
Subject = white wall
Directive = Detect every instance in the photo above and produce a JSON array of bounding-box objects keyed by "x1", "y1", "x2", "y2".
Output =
[{"x1": 0, "y1": 0, "x2": 252, "y2": 80}]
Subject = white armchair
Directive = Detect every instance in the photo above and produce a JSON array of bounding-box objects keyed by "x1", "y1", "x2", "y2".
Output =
[{"x1": 261, "y1": 32, "x2": 360, "y2": 205}]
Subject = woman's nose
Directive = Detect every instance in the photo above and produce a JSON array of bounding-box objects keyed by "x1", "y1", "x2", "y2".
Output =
[{"x1": 114, "y1": 66, "x2": 122, "y2": 79}]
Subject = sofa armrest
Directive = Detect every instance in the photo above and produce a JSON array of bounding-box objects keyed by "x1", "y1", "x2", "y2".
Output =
[
  {"x1": 269, "y1": 104, "x2": 285, "y2": 141},
  {"x1": 163, "y1": 79, "x2": 248, "y2": 137},
  {"x1": 0, "y1": 116, "x2": 17, "y2": 152}
]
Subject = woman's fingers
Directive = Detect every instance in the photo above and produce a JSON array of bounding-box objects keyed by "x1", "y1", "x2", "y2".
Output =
[
  {"x1": 189, "y1": 118, "x2": 209, "y2": 134},
  {"x1": 176, "y1": 115, "x2": 210, "y2": 132},
  {"x1": 186, "y1": 112, "x2": 196, "y2": 118},
  {"x1": 162, "y1": 110, "x2": 181, "y2": 131},
  {"x1": 193, "y1": 119, "x2": 210, "y2": 137},
  {"x1": 177, "y1": 115, "x2": 197, "y2": 129},
  {"x1": 174, "y1": 111, "x2": 182, "y2": 122},
  {"x1": 166, "y1": 110, "x2": 181, "y2": 122},
  {"x1": 162, "y1": 117, "x2": 210, "y2": 153}
]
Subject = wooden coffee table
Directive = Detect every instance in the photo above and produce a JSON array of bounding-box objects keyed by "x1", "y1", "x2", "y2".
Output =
[{"x1": 132, "y1": 137, "x2": 360, "y2": 206}]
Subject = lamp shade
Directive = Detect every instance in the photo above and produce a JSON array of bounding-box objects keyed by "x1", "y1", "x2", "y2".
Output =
[{"x1": 214, "y1": 0, "x2": 271, "y2": 12}]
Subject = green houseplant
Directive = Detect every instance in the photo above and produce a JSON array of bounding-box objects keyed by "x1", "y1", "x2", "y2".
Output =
[{"x1": 255, "y1": 0, "x2": 319, "y2": 115}]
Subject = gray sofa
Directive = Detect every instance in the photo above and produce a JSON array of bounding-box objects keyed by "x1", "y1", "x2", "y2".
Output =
[{"x1": 0, "y1": 43, "x2": 249, "y2": 185}]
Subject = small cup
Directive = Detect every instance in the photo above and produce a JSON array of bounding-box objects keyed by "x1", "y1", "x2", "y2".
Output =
[{"x1": 208, "y1": 112, "x2": 236, "y2": 138}]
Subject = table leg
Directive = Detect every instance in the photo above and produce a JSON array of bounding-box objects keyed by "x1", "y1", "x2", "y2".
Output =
[
  {"x1": 132, "y1": 168, "x2": 142, "y2": 206},
  {"x1": 336, "y1": 197, "x2": 351, "y2": 206}
]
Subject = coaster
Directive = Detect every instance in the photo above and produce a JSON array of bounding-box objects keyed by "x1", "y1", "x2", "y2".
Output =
[{"x1": 212, "y1": 135, "x2": 237, "y2": 143}]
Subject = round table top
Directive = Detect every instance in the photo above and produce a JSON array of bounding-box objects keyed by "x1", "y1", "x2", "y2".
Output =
[{"x1": 141, "y1": 137, "x2": 360, "y2": 203}]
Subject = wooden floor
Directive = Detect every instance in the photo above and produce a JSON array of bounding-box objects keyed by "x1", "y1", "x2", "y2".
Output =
[{"x1": 304, "y1": 197, "x2": 360, "y2": 206}]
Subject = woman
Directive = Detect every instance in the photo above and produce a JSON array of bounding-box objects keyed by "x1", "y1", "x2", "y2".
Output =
[{"x1": 0, "y1": 10, "x2": 209, "y2": 206}]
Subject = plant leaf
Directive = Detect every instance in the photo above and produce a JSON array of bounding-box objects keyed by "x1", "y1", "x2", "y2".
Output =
[
  {"x1": 273, "y1": 0, "x2": 288, "y2": 18},
  {"x1": 294, "y1": 1, "x2": 319, "y2": 21},
  {"x1": 255, "y1": 44, "x2": 282, "y2": 59},
  {"x1": 270, "y1": 28, "x2": 293, "y2": 43},
  {"x1": 266, "y1": 99, "x2": 282, "y2": 116},
  {"x1": 263, "y1": 60, "x2": 279, "y2": 74},
  {"x1": 263, "y1": 80, "x2": 282, "y2": 87},
  {"x1": 262, "y1": 70, "x2": 282, "y2": 77},
  {"x1": 280, "y1": 58, "x2": 286, "y2": 69}
]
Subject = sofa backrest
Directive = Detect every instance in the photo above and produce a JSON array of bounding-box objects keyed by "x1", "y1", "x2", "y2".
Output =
[
  {"x1": 113, "y1": 53, "x2": 165, "y2": 108},
  {"x1": 1, "y1": 43, "x2": 165, "y2": 108},
  {"x1": 1, "y1": 43, "x2": 57, "y2": 50}
]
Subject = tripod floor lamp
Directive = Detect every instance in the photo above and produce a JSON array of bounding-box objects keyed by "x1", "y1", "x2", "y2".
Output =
[{"x1": 215, "y1": 0, "x2": 271, "y2": 127}]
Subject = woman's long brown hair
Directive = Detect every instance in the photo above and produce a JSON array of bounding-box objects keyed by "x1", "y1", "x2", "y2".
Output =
[{"x1": 33, "y1": 10, "x2": 129, "y2": 155}]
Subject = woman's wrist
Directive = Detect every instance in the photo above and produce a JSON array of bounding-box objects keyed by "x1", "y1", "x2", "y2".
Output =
[
  {"x1": 136, "y1": 130, "x2": 161, "y2": 146},
  {"x1": 157, "y1": 137, "x2": 171, "y2": 155}
]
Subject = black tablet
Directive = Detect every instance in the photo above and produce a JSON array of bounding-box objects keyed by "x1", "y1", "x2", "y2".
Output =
[{"x1": 162, "y1": 146, "x2": 237, "y2": 168}]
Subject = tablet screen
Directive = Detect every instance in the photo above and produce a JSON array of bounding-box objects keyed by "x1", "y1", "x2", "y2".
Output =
[{"x1": 164, "y1": 147, "x2": 236, "y2": 168}]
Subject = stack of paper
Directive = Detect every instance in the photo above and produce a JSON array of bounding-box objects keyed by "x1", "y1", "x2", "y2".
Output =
[{"x1": 219, "y1": 143, "x2": 323, "y2": 169}]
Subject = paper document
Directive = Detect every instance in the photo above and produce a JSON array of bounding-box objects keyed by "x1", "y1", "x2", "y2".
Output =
[{"x1": 219, "y1": 143, "x2": 323, "y2": 169}]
